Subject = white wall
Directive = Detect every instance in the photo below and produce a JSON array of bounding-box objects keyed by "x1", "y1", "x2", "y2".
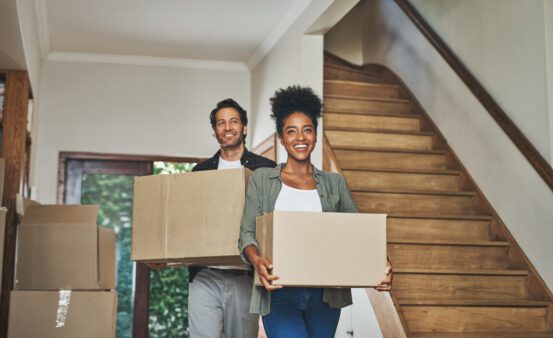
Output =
[
  {"x1": 545, "y1": 0, "x2": 553, "y2": 163},
  {"x1": 326, "y1": 0, "x2": 553, "y2": 290},
  {"x1": 33, "y1": 61, "x2": 250, "y2": 203},
  {"x1": 249, "y1": 0, "x2": 358, "y2": 167}
]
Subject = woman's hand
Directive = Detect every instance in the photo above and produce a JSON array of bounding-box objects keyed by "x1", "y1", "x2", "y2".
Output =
[
  {"x1": 376, "y1": 259, "x2": 393, "y2": 292},
  {"x1": 252, "y1": 256, "x2": 282, "y2": 291}
]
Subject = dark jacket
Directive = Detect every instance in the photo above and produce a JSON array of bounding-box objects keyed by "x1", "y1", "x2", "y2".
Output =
[{"x1": 188, "y1": 148, "x2": 277, "y2": 282}]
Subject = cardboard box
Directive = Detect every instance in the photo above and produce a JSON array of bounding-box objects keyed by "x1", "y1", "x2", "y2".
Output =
[
  {"x1": 16, "y1": 204, "x2": 116, "y2": 290},
  {"x1": 0, "y1": 208, "x2": 6, "y2": 292},
  {"x1": 132, "y1": 168, "x2": 251, "y2": 265},
  {"x1": 15, "y1": 193, "x2": 41, "y2": 216},
  {"x1": 255, "y1": 211, "x2": 387, "y2": 287},
  {"x1": 8, "y1": 290, "x2": 117, "y2": 338}
]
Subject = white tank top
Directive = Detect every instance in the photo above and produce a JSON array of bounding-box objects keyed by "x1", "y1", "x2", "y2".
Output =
[{"x1": 274, "y1": 183, "x2": 322, "y2": 212}]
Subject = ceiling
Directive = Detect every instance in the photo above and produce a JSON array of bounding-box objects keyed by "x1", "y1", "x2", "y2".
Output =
[{"x1": 39, "y1": 0, "x2": 306, "y2": 69}]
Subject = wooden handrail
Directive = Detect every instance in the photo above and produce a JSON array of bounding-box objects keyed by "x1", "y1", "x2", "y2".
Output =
[{"x1": 394, "y1": 0, "x2": 553, "y2": 191}]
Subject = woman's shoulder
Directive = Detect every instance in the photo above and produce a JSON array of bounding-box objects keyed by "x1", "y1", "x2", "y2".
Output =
[
  {"x1": 316, "y1": 169, "x2": 344, "y2": 182},
  {"x1": 250, "y1": 165, "x2": 280, "y2": 181}
]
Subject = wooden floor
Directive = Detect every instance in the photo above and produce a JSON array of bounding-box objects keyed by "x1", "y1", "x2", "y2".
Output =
[{"x1": 323, "y1": 54, "x2": 553, "y2": 337}]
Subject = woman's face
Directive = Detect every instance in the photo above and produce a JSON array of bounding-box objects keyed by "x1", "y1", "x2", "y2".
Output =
[{"x1": 280, "y1": 111, "x2": 317, "y2": 163}]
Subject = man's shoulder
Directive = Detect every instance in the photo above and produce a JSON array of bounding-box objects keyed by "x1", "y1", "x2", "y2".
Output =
[
  {"x1": 192, "y1": 155, "x2": 218, "y2": 172},
  {"x1": 244, "y1": 151, "x2": 277, "y2": 170}
]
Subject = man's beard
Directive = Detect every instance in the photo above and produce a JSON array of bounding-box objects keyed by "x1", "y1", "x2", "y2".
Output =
[{"x1": 216, "y1": 130, "x2": 245, "y2": 149}]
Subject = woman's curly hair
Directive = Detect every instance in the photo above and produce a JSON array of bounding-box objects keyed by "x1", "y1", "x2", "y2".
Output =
[{"x1": 270, "y1": 85, "x2": 322, "y2": 136}]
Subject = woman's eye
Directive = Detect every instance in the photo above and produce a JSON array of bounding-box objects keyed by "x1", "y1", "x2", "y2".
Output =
[{"x1": 287, "y1": 130, "x2": 296, "y2": 135}]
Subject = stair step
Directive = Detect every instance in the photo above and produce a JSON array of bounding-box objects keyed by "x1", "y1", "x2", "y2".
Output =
[
  {"x1": 400, "y1": 299, "x2": 550, "y2": 307},
  {"x1": 394, "y1": 270, "x2": 529, "y2": 300},
  {"x1": 324, "y1": 112, "x2": 421, "y2": 132},
  {"x1": 324, "y1": 63, "x2": 389, "y2": 83},
  {"x1": 388, "y1": 216, "x2": 491, "y2": 242},
  {"x1": 353, "y1": 191, "x2": 486, "y2": 215},
  {"x1": 389, "y1": 239, "x2": 509, "y2": 247},
  {"x1": 404, "y1": 305, "x2": 550, "y2": 333},
  {"x1": 325, "y1": 95, "x2": 416, "y2": 115},
  {"x1": 326, "y1": 130, "x2": 433, "y2": 151},
  {"x1": 343, "y1": 169, "x2": 461, "y2": 193},
  {"x1": 413, "y1": 332, "x2": 553, "y2": 338},
  {"x1": 388, "y1": 242, "x2": 509, "y2": 270},
  {"x1": 334, "y1": 148, "x2": 452, "y2": 171},
  {"x1": 324, "y1": 79, "x2": 400, "y2": 99}
]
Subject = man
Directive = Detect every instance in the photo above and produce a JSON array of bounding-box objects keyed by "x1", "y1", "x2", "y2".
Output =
[{"x1": 188, "y1": 98, "x2": 276, "y2": 337}]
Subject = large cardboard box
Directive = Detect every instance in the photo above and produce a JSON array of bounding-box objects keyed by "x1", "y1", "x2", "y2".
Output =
[
  {"x1": 16, "y1": 204, "x2": 116, "y2": 290},
  {"x1": 255, "y1": 211, "x2": 387, "y2": 287},
  {"x1": 8, "y1": 290, "x2": 117, "y2": 338},
  {"x1": 132, "y1": 168, "x2": 251, "y2": 265}
]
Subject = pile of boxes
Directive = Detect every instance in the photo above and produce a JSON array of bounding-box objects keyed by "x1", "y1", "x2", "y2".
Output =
[
  {"x1": 132, "y1": 167, "x2": 387, "y2": 287},
  {"x1": 8, "y1": 203, "x2": 117, "y2": 338}
]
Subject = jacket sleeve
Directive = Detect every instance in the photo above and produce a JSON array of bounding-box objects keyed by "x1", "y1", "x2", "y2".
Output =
[
  {"x1": 338, "y1": 174, "x2": 359, "y2": 213},
  {"x1": 238, "y1": 172, "x2": 263, "y2": 264}
]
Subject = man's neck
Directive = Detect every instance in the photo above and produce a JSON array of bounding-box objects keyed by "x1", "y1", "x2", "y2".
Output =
[{"x1": 219, "y1": 144, "x2": 245, "y2": 161}]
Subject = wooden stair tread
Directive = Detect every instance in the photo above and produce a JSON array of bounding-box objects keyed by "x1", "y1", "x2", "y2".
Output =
[
  {"x1": 325, "y1": 93, "x2": 412, "y2": 104},
  {"x1": 324, "y1": 79, "x2": 399, "y2": 89},
  {"x1": 331, "y1": 145, "x2": 448, "y2": 154},
  {"x1": 343, "y1": 167, "x2": 461, "y2": 176},
  {"x1": 325, "y1": 110, "x2": 423, "y2": 119},
  {"x1": 324, "y1": 63, "x2": 384, "y2": 76},
  {"x1": 413, "y1": 332, "x2": 553, "y2": 338},
  {"x1": 325, "y1": 126, "x2": 434, "y2": 136},
  {"x1": 389, "y1": 239, "x2": 510, "y2": 247},
  {"x1": 388, "y1": 214, "x2": 492, "y2": 221},
  {"x1": 399, "y1": 299, "x2": 550, "y2": 307},
  {"x1": 394, "y1": 268, "x2": 528, "y2": 276},
  {"x1": 351, "y1": 188, "x2": 476, "y2": 196}
]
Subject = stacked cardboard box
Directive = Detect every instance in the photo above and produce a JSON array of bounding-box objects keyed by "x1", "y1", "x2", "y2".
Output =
[
  {"x1": 255, "y1": 211, "x2": 387, "y2": 287},
  {"x1": 132, "y1": 168, "x2": 251, "y2": 266},
  {"x1": 8, "y1": 204, "x2": 117, "y2": 338}
]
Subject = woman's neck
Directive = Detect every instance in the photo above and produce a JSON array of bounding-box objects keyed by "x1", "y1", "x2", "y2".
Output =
[{"x1": 282, "y1": 157, "x2": 312, "y2": 175}]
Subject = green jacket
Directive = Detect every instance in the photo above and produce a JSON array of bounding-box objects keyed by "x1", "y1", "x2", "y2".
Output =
[{"x1": 239, "y1": 163, "x2": 359, "y2": 316}]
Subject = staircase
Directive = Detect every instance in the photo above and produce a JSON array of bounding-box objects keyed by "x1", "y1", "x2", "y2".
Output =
[{"x1": 323, "y1": 54, "x2": 553, "y2": 337}]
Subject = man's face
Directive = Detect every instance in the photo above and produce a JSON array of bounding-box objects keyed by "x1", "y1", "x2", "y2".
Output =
[{"x1": 214, "y1": 107, "x2": 247, "y2": 149}]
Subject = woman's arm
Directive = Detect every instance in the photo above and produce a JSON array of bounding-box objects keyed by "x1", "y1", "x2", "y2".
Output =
[{"x1": 238, "y1": 172, "x2": 281, "y2": 291}]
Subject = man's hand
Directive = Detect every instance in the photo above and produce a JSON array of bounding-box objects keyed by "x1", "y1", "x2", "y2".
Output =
[
  {"x1": 253, "y1": 256, "x2": 282, "y2": 291},
  {"x1": 376, "y1": 261, "x2": 393, "y2": 292}
]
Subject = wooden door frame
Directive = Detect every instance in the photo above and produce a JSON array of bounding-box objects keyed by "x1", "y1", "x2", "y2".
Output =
[{"x1": 57, "y1": 151, "x2": 206, "y2": 338}]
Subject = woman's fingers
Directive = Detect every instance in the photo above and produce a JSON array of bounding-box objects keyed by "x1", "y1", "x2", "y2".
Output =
[{"x1": 256, "y1": 257, "x2": 282, "y2": 291}]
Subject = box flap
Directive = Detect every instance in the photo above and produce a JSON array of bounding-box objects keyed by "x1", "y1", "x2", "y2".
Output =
[
  {"x1": 21, "y1": 204, "x2": 99, "y2": 226},
  {"x1": 98, "y1": 226, "x2": 116, "y2": 289}
]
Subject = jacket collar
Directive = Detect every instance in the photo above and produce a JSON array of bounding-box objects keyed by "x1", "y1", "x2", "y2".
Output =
[{"x1": 210, "y1": 147, "x2": 252, "y2": 167}]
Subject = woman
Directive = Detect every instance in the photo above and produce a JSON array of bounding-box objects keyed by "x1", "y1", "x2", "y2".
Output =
[{"x1": 239, "y1": 85, "x2": 392, "y2": 338}]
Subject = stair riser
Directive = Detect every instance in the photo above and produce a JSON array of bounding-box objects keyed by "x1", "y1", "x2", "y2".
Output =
[
  {"x1": 324, "y1": 81, "x2": 400, "y2": 99},
  {"x1": 353, "y1": 192, "x2": 484, "y2": 215},
  {"x1": 324, "y1": 113, "x2": 421, "y2": 132},
  {"x1": 394, "y1": 274, "x2": 528, "y2": 300},
  {"x1": 326, "y1": 130, "x2": 433, "y2": 151},
  {"x1": 388, "y1": 218, "x2": 490, "y2": 242},
  {"x1": 324, "y1": 66, "x2": 385, "y2": 83},
  {"x1": 325, "y1": 97, "x2": 415, "y2": 115},
  {"x1": 389, "y1": 244, "x2": 510, "y2": 269},
  {"x1": 404, "y1": 306, "x2": 549, "y2": 333},
  {"x1": 334, "y1": 149, "x2": 451, "y2": 171},
  {"x1": 344, "y1": 170, "x2": 461, "y2": 193}
]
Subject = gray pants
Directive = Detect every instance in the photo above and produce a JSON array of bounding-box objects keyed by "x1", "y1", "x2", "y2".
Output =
[{"x1": 189, "y1": 269, "x2": 259, "y2": 338}]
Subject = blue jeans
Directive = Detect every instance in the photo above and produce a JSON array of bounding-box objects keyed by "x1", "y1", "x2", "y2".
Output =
[{"x1": 262, "y1": 287, "x2": 341, "y2": 338}]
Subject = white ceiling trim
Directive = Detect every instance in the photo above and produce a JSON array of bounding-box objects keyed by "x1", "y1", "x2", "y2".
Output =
[
  {"x1": 246, "y1": 0, "x2": 313, "y2": 71},
  {"x1": 47, "y1": 52, "x2": 249, "y2": 71},
  {"x1": 33, "y1": 0, "x2": 50, "y2": 59}
]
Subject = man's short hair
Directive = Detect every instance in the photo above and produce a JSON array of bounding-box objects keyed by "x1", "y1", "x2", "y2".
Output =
[{"x1": 209, "y1": 98, "x2": 248, "y2": 129}]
